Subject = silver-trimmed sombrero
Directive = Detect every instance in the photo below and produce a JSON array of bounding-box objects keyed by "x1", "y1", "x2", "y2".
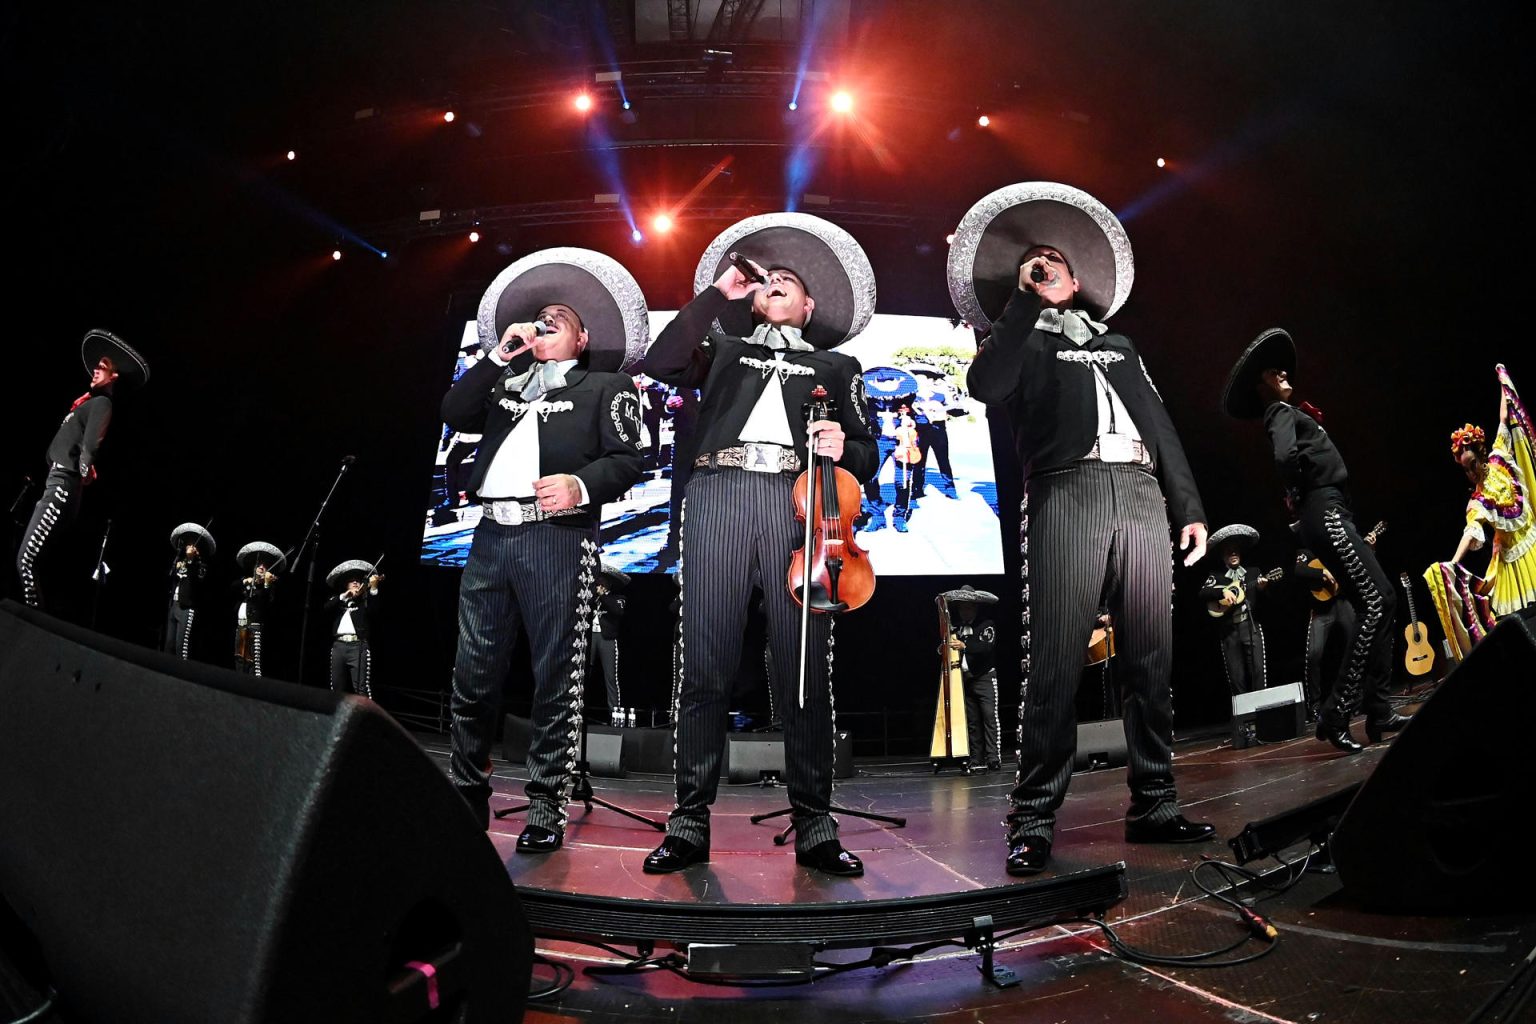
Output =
[
  {"x1": 1207, "y1": 524, "x2": 1260, "y2": 551},
  {"x1": 81, "y1": 329, "x2": 150, "y2": 387},
  {"x1": 1221, "y1": 328, "x2": 1296, "y2": 419},
  {"x1": 236, "y1": 541, "x2": 287, "y2": 573},
  {"x1": 598, "y1": 559, "x2": 630, "y2": 590},
  {"x1": 477, "y1": 247, "x2": 649, "y2": 374},
  {"x1": 168, "y1": 522, "x2": 216, "y2": 557},
  {"x1": 692, "y1": 212, "x2": 876, "y2": 350},
  {"x1": 947, "y1": 182, "x2": 1134, "y2": 329},
  {"x1": 326, "y1": 559, "x2": 376, "y2": 589},
  {"x1": 938, "y1": 585, "x2": 999, "y2": 605}
]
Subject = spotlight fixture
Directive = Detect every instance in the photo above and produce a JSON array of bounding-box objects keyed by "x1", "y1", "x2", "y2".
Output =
[
  {"x1": 945, "y1": 233, "x2": 956, "y2": 245},
  {"x1": 631, "y1": 228, "x2": 644, "y2": 243},
  {"x1": 286, "y1": 150, "x2": 296, "y2": 161},
  {"x1": 622, "y1": 100, "x2": 632, "y2": 111},
  {"x1": 574, "y1": 93, "x2": 594, "y2": 113},
  {"x1": 788, "y1": 100, "x2": 798, "y2": 111},
  {"x1": 1156, "y1": 157, "x2": 1166, "y2": 168},
  {"x1": 468, "y1": 231, "x2": 480, "y2": 243},
  {"x1": 331, "y1": 250, "x2": 342, "y2": 261},
  {"x1": 977, "y1": 115, "x2": 990, "y2": 127},
  {"x1": 443, "y1": 111, "x2": 456, "y2": 123},
  {"x1": 830, "y1": 90, "x2": 854, "y2": 114},
  {"x1": 652, "y1": 213, "x2": 673, "y2": 233}
]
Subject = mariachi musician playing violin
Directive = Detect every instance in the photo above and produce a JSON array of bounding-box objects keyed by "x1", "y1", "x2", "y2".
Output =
[{"x1": 641, "y1": 213, "x2": 878, "y2": 878}]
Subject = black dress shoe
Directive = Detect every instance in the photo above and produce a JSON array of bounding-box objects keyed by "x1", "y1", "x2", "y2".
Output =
[
  {"x1": 515, "y1": 823, "x2": 563, "y2": 854},
  {"x1": 1005, "y1": 837, "x2": 1052, "y2": 876},
  {"x1": 1316, "y1": 721, "x2": 1364, "y2": 753},
  {"x1": 642, "y1": 836, "x2": 709, "y2": 874},
  {"x1": 1124, "y1": 814, "x2": 1218, "y2": 844},
  {"x1": 1365, "y1": 713, "x2": 1411, "y2": 744},
  {"x1": 795, "y1": 840, "x2": 864, "y2": 877}
]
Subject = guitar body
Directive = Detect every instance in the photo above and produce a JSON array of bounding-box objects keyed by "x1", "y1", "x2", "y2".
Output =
[
  {"x1": 1086, "y1": 626, "x2": 1116, "y2": 666},
  {"x1": 1307, "y1": 558, "x2": 1338, "y2": 603},
  {"x1": 1399, "y1": 571, "x2": 1435, "y2": 677},
  {"x1": 1206, "y1": 582, "x2": 1246, "y2": 618}
]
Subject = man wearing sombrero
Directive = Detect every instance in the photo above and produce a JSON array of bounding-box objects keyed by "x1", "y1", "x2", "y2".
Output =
[
  {"x1": 642, "y1": 212, "x2": 879, "y2": 877},
  {"x1": 954, "y1": 182, "x2": 1215, "y2": 876},
  {"x1": 16, "y1": 329, "x2": 148, "y2": 611},
  {"x1": 233, "y1": 541, "x2": 284, "y2": 676},
  {"x1": 1199, "y1": 525, "x2": 1271, "y2": 696},
  {"x1": 325, "y1": 560, "x2": 382, "y2": 699},
  {"x1": 163, "y1": 522, "x2": 215, "y2": 660},
  {"x1": 442, "y1": 248, "x2": 647, "y2": 853},
  {"x1": 1222, "y1": 328, "x2": 1408, "y2": 752}
]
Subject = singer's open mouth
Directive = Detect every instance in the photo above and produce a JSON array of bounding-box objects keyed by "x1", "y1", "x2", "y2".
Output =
[{"x1": 766, "y1": 287, "x2": 787, "y2": 298}]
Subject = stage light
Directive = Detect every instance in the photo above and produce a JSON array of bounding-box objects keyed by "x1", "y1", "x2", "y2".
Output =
[
  {"x1": 945, "y1": 232, "x2": 956, "y2": 245},
  {"x1": 574, "y1": 93, "x2": 594, "y2": 113},
  {"x1": 468, "y1": 231, "x2": 480, "y2": 243},
  {"x1": 622, "y1": 100, "x2": 632, "y2": 111},
  {"x1": 1156, "y1": 157, "x2": 1166, "y2": 168},
  {"x1": 331, "y1": 250, "x2": 342, "y2": 261},
  {"x1": 380, "y1": 252, "x2": 389, "y2": 260},
  {"x1": 830, "y1": 91, "x2": 854, "y2": 114},
  {"x1": 977, "y1": 115, "x2": 990, "y2": 127},
  {"x1": 443, "y1": 111, "x2": 456, "y2": 123},
  {"x1": 286, "y1": 150, "x2": 296, "y2": 161},
  {"x1": 788, "y1": 100, "x2": 798, "y2": 111},
  {"x1": 652, "y1": 213, "x2": 673, "y2": 233},
  {"x1": 631, "y1": 228, "x2": 644, "y2": 243}
]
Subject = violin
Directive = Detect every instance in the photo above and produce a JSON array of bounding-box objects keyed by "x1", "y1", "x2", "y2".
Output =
[
  {"x1": 787, "y1": 386, "x2": 876, "y2": 615},
  {"x1": 893, "y1": 413, "x2": 922, "y2": 466}
]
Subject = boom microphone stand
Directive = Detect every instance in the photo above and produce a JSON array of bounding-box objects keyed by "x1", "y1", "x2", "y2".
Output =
[
  {"x1": 494, "y1": 713, "x2": 665, "y2": 832},
  {"x1": 290, "y1": 455, "x2": 354, "y2": 686}
]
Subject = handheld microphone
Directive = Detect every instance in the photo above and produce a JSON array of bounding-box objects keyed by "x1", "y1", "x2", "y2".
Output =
[
  {"x1": 531, "y1": 320, "x2": 552, "y2": 336},
  {"x1": 728, "y1": 251, "x2": 766, "y2": 284},
  {"x1": 1029, "y1": 261, "x2": 1049, "y2": 284},
  {"x1": 342, "y1": 455, "x2": 357, "y2": 467}
]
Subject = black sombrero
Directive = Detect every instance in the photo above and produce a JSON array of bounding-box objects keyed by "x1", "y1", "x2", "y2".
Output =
[
  {"x1": 938, "y1": 585, "x2": 999, "y2": 605},
  {"x1": 597, "y1": 560, "x2": 630, "y2": 590},
  {"x1": 692, "y1": 212, "x2": 876, "y2": 350},
  {"x1": 236, "y1": 541, "x2": 287, "y2": 573},
  {"x1": 1207, "y1": 524, "x2": 1260, "y2": 552},
  {"x1": 947, "y1": 182, "x2": 1134, "y2": 330},
  {"x1": 326, "y1": 559, "x2": 376, "y2": 589},
  {"x1": 168, "y1": 522, "x2": 216, "y2": 557},
  {"x1": 1221, "y1": 328, "x2": 1296, "y2": 419},
  {"x1": 81, "y1": 329, "x2": 150, "y2": 387},
  {"x1": 476, "y1": 247, "x2": 649, "y2": 373}
]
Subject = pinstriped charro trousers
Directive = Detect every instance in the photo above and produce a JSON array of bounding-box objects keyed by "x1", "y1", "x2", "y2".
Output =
[
  {"x1": 164, "y1": 605, "x2": 196, "y2": 659},
  {"x1": 1008, "y1": 461, "x2": 1182, "y2": 842},
  {"x1": 330, "y1": 640, "x2": 373, "y2": 699},
  {"x1": 669, "y1": 468, "x2": 839, "y2": 852},
  {"x1": 16, "y1": 465, "x2": 79, "y2": 610},
  {"x1": 449, "y1": 517, "x2": 598, "y2": 832},
  {"x1": 1296, "y1": 487, "x2": 1395, "y2": 725}
]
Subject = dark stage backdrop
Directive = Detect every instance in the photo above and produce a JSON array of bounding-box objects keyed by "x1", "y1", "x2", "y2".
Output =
[{"x1": 4, "y1": 2, "x2": 1529, "y2": 751}]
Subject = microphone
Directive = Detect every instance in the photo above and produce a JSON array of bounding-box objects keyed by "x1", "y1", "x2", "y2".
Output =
[
  {"x1": 531, "y1": 320, "x2": 552, "y2": 336},
  {"x1": 342, "y1": 455, "x2": 357, "y2": 467},
  {"x1": 728, "y1": 251, "x2": 766, "y2": 284},
  {"x1": 1029, "y1": 261, "x2": 1049, "y2": 284}
]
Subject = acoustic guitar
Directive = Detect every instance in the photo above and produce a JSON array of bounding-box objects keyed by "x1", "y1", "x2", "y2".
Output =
[
  {"x1": 1399, "y1": 572, "x2": 1435, "y2": 677},
  {"x1": 1308, "y1": 520, "x2": 1386, "y2": 602},
  {"x1": 1086, "y1": 624, "x2": 1116, "y2": 666},
  {"x1": 1206, "y1": 568, "x2": 1284, "y2": 618}
]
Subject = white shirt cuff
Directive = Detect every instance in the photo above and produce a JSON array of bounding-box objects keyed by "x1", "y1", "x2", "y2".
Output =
[{"x1": 575, "y1": 476, "x2": 591, "y2": 506}]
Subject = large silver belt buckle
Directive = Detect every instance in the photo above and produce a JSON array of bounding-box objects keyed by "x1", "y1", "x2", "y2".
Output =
[
  {"x1": 1097, "y1": 433, "x2": 1136, "y2": 463},
  {"x1": 486, "y1": 500, "x2": 525, "y2": 526},
  {"x1": 741, "y1": 442, "x2": 783, "y2": 473}
]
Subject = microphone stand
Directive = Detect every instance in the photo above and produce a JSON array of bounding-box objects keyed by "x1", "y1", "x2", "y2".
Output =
[
  {"x1": 292, "y1": 459, "x2": 353, "y2": 686},
  {"x1": 89, "y1": 519, "x2": 112, "y2": 630}
]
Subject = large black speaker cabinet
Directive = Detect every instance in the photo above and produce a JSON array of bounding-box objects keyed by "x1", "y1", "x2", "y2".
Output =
[
  {"x1": 1331, "y1": 615, "x2": 1536, "y2": 912},
  {"x1": 0, "y1": 601, "x2": 532, "y2": 1024}
]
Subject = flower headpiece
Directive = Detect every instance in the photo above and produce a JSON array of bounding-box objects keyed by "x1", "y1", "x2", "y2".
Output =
[{"x1": 1450, "y1": 423, "x2": 1486, "y2": 455}]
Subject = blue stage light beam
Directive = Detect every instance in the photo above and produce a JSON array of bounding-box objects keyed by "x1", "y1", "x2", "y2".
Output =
[{"x1": 784, "y1": 2, "x2": 839, "y2": 210}]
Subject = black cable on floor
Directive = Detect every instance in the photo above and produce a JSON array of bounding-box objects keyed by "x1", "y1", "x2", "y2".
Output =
[
  {"x1": 526, "y1": 953, "x2": 575, "y2": 1001},
  {"x1": 1463, "y1": 943, "x2": 1536, "y2": 1024}
]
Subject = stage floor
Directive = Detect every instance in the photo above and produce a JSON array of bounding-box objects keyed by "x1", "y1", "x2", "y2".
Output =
[{"x1": 417, "y1": 705, "x2": 1532, "y2": 1023}]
